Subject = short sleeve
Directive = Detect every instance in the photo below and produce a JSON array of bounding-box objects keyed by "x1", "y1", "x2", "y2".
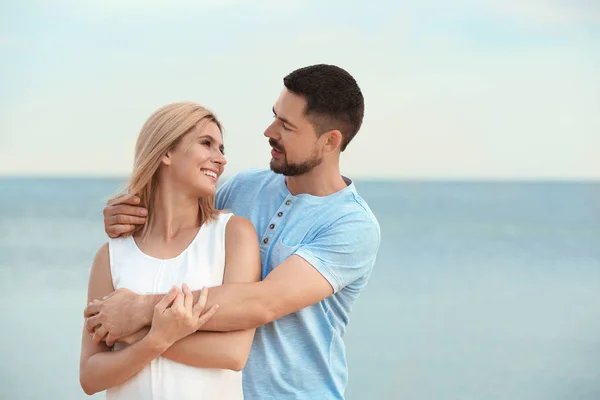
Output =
[
  {"x1": 216, "y1": 174, "x2": 238, "y2": 210},
  {"x1": 293, "y1": 212, "x2": 381, "y2": 293}
]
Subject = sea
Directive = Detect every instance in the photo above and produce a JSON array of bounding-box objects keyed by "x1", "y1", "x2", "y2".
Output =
[{"x1": 0, "y1": 177, "x2": 599, "y2": 400}]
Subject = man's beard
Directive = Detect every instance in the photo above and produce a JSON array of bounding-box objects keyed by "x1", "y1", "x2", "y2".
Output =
[{"x1": 269, "y1": 139, "x2": 322, "y2": 176}]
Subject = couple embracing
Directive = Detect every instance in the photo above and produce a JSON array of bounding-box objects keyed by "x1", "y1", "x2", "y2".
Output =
[{"x1": 79, "y1": 64, "x2": 380, "y2": 400}]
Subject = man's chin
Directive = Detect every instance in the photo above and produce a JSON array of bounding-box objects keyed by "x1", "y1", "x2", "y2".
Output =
[{"x1": 270, "y1": 160, "x2": 285, "y2": 175}]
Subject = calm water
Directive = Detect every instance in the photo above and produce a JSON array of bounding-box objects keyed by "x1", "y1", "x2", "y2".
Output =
[{"x1": 0, "y1": 178, "x2": 599, "y2": 399}]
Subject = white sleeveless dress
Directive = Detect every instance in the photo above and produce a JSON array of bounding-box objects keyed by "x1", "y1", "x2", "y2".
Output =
[{"x1": 105, "y1": 212, "x2": 243, "y2": 400}]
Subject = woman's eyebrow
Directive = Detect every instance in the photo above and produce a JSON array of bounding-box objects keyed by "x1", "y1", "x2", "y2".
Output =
[{"x1": 198, "y1": 135, "x2": 225, "y2": 153}]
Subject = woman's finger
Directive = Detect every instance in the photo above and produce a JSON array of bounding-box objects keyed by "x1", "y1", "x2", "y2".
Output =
[
  {"x1": 196, "y1": 304, "x2": 219, "y2": 328},
  {"x1": 171, "y1": 287, "x2": 184, "y2": 312},
  {"x1": 155, "y1": 287, "x2": 178, "y2": 313},
  {"x1": 182, "y1": 283, "x2": 193, "y2": 311},
  {"x1": 192, "y1": 287, "x2": 208, "y2": 318}
]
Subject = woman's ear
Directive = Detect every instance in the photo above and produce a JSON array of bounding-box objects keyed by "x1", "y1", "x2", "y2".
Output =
[{"x1": 161, "y1": 150, "x2": 172, "y2": 166}]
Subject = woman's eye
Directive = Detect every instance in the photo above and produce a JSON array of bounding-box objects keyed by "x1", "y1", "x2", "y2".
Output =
[{"x1": 202, "y1": 140, "x2": 211, "y2": 146}]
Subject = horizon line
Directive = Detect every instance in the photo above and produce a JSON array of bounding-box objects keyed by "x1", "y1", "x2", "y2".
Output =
[{"x1": 0, "y1": 174, "x2": 598, "y2": 183}]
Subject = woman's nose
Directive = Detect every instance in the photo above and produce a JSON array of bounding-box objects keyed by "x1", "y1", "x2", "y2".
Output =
[{"x1": 214, "y1": 152, "x2": 227, "y2": 166}]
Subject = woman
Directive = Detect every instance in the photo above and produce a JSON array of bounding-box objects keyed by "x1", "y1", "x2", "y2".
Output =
[{"x1": 79, "y1": 102, "x2": 261, "y2": 399}]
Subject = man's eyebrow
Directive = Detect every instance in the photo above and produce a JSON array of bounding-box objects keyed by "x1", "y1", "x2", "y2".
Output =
[
  {"x1": 272, "y1": 107, "x2": 298, "y2": 129},
  {"x1": 198, "y1": 135, "x2": 225, "y2": 153}
]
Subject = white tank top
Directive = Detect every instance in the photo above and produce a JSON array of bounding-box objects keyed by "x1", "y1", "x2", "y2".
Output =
[{"x1": 105, "y1": 212, "x2": 242, "y2": 400}]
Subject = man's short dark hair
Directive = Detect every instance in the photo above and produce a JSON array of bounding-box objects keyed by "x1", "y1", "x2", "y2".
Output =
[{"x1": 283, "y1": 64, "x2": 364, "y2": 151}]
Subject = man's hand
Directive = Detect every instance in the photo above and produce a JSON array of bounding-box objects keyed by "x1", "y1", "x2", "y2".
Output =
[
  {"x1": 103, "y1": 194, "x2": 148, "y2": 238},
  {"x1": 84, "y1": 288, "x2": 154, "y2": 346},
  {"x1": 118, "y1": 327, "x2": 151, "y2": 346}
]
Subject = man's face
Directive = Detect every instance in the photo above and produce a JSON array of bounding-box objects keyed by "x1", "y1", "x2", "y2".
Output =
[{"x1": 264, "y1": 89, "x2": 323, "y2": 176}]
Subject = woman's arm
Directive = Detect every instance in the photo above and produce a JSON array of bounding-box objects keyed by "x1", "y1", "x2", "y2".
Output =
[
  {"x1": 79, "y1": 244, "x2": 216, "y2": 395},
  {"x1": 157, "y1": 215, "x2": 261, "y2": 370},
  {"x1": 79, "y1": 244, "x2": 169, "y2": 395}
]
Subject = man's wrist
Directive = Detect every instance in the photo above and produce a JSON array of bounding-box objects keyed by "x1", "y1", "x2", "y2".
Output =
[{"x1": 139, "y1": 294, "x2": 157, "y2": 326}]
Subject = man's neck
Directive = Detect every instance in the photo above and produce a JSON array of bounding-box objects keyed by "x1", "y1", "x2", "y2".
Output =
[{"x1": 284, "y1": 164, "x2": 348, "y2": 197}]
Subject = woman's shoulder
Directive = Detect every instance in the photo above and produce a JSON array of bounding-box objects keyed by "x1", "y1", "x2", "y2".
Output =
[
  {"x1": 205, "y1": 212, "x2": 255, "y2": 236},
  {"x1": 93, "y1": 242, "x2": 110, "y2": 263},
  {"x1": 224, "y1": 214, "x2": 257, "y2": 242}
]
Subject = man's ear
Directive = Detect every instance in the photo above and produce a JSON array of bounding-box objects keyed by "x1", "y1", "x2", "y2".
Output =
[{"x1": 323, "y1": 130, "x2": 343, "y2": 153}]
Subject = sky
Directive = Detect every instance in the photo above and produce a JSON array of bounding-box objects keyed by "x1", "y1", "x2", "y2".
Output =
[{"x1": 0, "y1": 0, "x2": 599, "y2": 179}]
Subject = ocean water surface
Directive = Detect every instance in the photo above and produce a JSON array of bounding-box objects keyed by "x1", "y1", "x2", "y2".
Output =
[{"x1": 0, "y1": 178, "x2": 598, "y2": 399}]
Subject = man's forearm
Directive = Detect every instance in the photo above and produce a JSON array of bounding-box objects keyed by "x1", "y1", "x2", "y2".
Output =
[{"x1": 140, "y1": 281, "x2": 272, "y2": 332}]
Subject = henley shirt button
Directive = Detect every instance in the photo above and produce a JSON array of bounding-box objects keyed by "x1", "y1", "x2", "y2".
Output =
[
  {"x1": 277, "y1": 212, "x2": 283, "y2": 217},
  {"x1": 263, "y1": 238, "x2": 269, "y2": 244},
  {"x1": 269, "y1": 224, "x2": 275, "y2": 229},
  {"x1": 285, "y1": 200, "x2": 291, "y2": 206}
]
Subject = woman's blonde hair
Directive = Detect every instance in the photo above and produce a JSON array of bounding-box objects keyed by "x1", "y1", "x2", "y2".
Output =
[{"x1": 117, "y1": 101, "x2": 223, "y2": 239}]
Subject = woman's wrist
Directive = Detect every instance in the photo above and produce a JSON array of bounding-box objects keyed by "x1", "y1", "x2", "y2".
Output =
[{"x1": 142, "y1": 330, "x2": 172, "y2": 354}]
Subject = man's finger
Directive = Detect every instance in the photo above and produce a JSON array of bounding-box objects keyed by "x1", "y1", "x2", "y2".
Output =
[
  {"x1": 105, "y1": 333, "x2": 117, "y2": 347},
  {"x1": 110, "y1": 214, "x2": 147, "y2": 226},
  {"x1": 182, "y1": 283, "x2": 193, "y2": 311},
  {"x1": 155, "y1": 287, "x2": 178, "y2": 313},
  {"x1": 92, "y1": 326, "x2": 108, "y2": 344},
  {"x1": 107, "y1": 194, "x2": 141, "y2": 207},
  {"x1": 110, "y1": 204, "x2": 148, "y2": 218},
  {"x1": 196, "y1": 304, "x2": 219, "y2": 328},
  {"x1": 85, "y1": 314, "x2": 102, "y2": 333},
  {"x1": 107, "y1": 224, "x2": 136, "y2": 238},
  {"x1": 102, "y1": 290, "x2": 117, "y2": 301},
  {"x1": 111, "y1": 214, "x2": 146, "y2": 225},
  {"x1": 84, "y1": 301, "x2": 101, "y2": 318},
  {"x1": 192, "y1": 287, "x2": 209, "y2": 317}
]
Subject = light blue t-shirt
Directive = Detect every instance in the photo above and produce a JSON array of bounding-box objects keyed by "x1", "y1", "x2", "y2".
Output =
[{"x1": 216, "y1": 168, "x2": 380, "y2": 400}]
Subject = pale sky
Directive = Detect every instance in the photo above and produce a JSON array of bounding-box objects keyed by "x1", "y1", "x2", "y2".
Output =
[{"x1": 1, "y1": 0, "x2": 599, "y2": 179}]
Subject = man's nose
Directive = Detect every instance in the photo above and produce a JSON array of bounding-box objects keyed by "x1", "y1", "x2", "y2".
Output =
[{"x1": 264, "y1": 121, "x2": 279, "y2": 139}]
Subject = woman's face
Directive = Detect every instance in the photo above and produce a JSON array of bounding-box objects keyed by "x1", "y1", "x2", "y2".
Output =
[{"x1": 162, "y1": 120, "x2": 226, "y2": 198}]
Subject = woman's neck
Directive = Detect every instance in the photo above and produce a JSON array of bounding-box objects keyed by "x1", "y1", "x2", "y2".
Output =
[{"x1": 147, "y1": 183, "x2": 201, "y2": 241}]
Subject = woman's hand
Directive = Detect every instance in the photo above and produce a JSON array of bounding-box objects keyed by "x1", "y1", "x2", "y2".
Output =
[{"x1": 148, "y1": 284, "x2": 219, "y2": 348}]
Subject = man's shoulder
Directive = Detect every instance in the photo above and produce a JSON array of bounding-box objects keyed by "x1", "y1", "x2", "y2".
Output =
[
  {"x1": 223, "y1": 168, "x2": 276, "y2": 187},
  {"x1": 329, "y1": 186, "x2": 379, "y2": 230}
]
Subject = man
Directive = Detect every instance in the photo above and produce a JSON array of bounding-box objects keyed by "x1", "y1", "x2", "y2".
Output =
[{"x1": 86, "y1": 64, "x2": 380, "y2": 399}]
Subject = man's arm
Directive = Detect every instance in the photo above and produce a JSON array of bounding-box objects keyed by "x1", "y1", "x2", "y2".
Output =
[
  {"x1": 86, "y1": 255, "x2": 331, "y2": 334},
  {"x1": 195, "y1": 210, "x2": 380, "y2": 331},
  {"x1": 200, "y1": 255, "x2": 334, "y2": 330},
  {"x1": 92, "y1": 216, "x2": 261, "y2": 370},
  {"x1": 154, "y1": 216, "x2": 261, "y2": 369},
  {"x1": 86, "y1": 212, "x2": 379, "y2": 334}
]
